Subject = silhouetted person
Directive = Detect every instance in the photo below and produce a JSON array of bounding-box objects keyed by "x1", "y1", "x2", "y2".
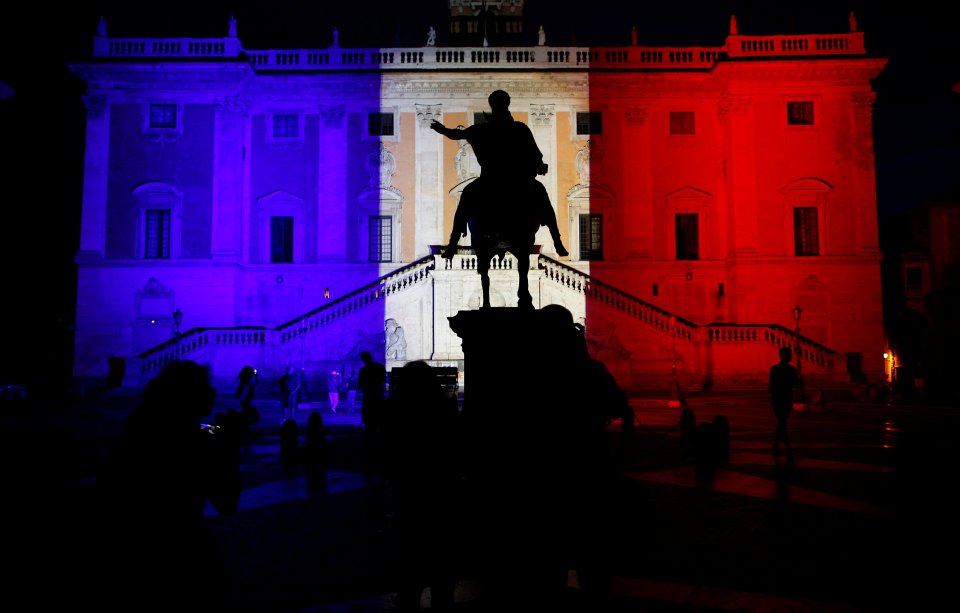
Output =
[
  {"x1": 279, "y1": 366, "x2": 300, "y2": 422},
  {"x1": 304, "y1": 411, "x2": 328, "y2": 488},
  {"x1": 280, "y1": 417, "x2": 300, "y2": 470},
  {"x1": 713, "y1": 414, "x2": 731, "y2": 465},
  {"x1": 770, "y1": 347, "x2": 798, "y2": 462},
  {"x1": 382, "y1": 361, "x2": 461, "y2": 611},
  {"x1": 95, "y1": 360, "x2": 240, "y2": 611},
  {"x1": 358, "y1": 350, "x2": 387, "y2": 471},
  {"x1": 695, "y1": 421, "x2": 716, "y2": 483},
  {"x1": 431, "y1": 89, "x2": 568, "y2": 259},
  {"x1": 345, "y1": 369, "x2": 359, "y2": 412},
  {"x1": 327, "y1": 370, "x2": 341, "y2": 414},
  {"x1": 235, "y1": 365, "x2": 259, "y2": 424}
]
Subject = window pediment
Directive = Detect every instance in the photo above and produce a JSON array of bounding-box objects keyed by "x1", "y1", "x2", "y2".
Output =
[
  {"x1": 663, "y1": 186, "x2": 713, "y2": 211},
  {"x1": 258, "y1": 189, "x2": 304, "y2": 206},
  {"x1": 780, "y1": 178, "x2": 832, "y2": 194}
]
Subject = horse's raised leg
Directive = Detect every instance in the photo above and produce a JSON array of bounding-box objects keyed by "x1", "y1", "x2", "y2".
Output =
[{"x1": 514, "y1": 249, "x2": 533, "y2": 310}]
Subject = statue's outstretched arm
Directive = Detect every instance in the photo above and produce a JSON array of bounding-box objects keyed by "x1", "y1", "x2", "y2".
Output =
[{"x1": 430, "y1": 120, "x2": 466, "y2": 140}]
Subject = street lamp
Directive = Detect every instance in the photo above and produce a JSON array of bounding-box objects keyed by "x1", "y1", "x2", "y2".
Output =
[
  {"x1": 173, "y1": 308, "x2": 183, "y2": 361},
  {"x1": 669, "y1": 314, "x2": 685, "y2": 408},
  {"x1": 791, "y1": 304, "x2": 806, "y2": 404}
]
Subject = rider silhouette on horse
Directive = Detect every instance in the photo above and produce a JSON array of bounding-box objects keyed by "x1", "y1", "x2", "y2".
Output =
[{"x1": 431, "y1": 90, "x2": 568, "y2": 309}]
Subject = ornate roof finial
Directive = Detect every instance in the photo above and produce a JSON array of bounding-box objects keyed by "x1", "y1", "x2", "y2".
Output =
[{"x1": 729, "y1": 14, "x2": 738, "y2": 35}]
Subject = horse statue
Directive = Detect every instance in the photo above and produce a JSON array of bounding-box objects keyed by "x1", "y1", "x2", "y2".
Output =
[
  {"x1": 430, "y1": 90, "x2": 567, "y2": 310},
  {"x1": 443, "y1": 177, "x2": 557, "y2": 309}
]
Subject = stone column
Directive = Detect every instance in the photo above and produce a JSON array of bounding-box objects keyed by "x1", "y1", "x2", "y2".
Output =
[
  {"x1": 530, "y1": 104, "x2": 558, "y2": 254},
  {"x1": 77, "y1": 95, "x2": 109, "y2": 260},
  {"x1": 415, "y1": 103, "x2": 444, "y2": 258},
  {"x1": 212, "y1": 96, "x2": 246, "y2": 261}
]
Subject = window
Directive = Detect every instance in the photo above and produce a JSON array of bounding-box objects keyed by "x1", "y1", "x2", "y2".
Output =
[
  {"x1": 369, "y1": 215, "x2": 393, "y2": 262},
  {"x1": 272, "y1": 114, "x2": 299, "y2": 138},
  {"x1": 905, "y1": 266, "x2": 923, "y2": 293},
  {"x1": 149, "y1": 104, "x2": 177, "y2": 129},
  {"x1": 576, "y1": 112, "x2": 602, "y2": 135},
  {"x1": 144, "y1": 209, "x2": 170, "y2": 259},
  {"x1": 793, "y1": 207, "x2": 819, "y2": 256},
  {"x1": 473, "y1": 112, "x2": 489, "y2": 125},
  {"x1": 368, "y1": 113, "x2": 395, "y2": 137},
  {"x1": 578, "y1": 214, "x2": 603, "y2": 260},
  {"x1": 270, "y1": 216, "x2": 294, "y2": 264},
  {"x1": 675, "y1": 214, "x2": 699, "y2": 260},
  {"x1": 670, "y1": 111, "x2": 695, "y2": 135},
  {"x1": 787, "y1": 101, "x2": 814, "y2": 126}
]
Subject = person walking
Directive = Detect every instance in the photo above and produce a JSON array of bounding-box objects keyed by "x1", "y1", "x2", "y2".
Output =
[
  {"x1": 279, "y1": 366, "x2": 300, "y2": 422},
  {"x1": 95, "y1": 360, "x2": 240, "y2": 610},
  {"x1": 327, "y1": 370, "x2": 341, "y2": 414},
  {"x1": 345, "y1": 370, "x2": 358, "y2": 412},
  {"x1": 769, "y1": 346, "x2": 798, "y2": 462},
  {"x1": 358, "y1": 350, "x2": 387, "y2": 471}
]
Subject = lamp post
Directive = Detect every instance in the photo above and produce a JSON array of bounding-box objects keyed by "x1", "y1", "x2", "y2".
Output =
[
  {"x1": 669, "y1": 314, "x2": 685, "y2": 408},
  {"x1": 791, "y1": 304, "x2": 806, "y2": 405},
  {"x1": 173, "y1": 308, "x2": 183, "y2": 361}
]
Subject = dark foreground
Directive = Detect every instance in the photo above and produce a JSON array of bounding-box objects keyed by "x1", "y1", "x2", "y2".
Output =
[{"x1": 5, "y1": 389, "x2": 959, "y2": 611}]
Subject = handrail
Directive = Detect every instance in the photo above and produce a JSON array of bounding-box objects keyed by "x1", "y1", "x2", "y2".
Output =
[
  {"x1": 704, "y1": 323, "x2": 837, "y2": 369},
  {"x1": 277, "y1": 256, "x2": 435, "y2": 343},
  {"x1": 134, "y1": 256, "x2": 435, "y2": 377},
  {"x1": 538, "y1": 257, "x2": 696, "y2": 340},
  {"x1": 538, "y1": 256, "x2": 836, "y2": 370}
]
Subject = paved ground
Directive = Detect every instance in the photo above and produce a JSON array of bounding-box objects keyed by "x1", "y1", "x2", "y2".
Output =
[{"x1": 5, "y1": 387, "x2": 959, "y2": 611}]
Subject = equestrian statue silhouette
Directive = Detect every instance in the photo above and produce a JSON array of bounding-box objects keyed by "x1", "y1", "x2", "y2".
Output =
[{"x1": 431, "y1": 90, "x2": 568, "y2": 310}]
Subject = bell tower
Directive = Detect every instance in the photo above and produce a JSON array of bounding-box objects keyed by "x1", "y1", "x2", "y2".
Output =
[{"x1": 448, "y1": 0, "x2": 525, "y2": 47}]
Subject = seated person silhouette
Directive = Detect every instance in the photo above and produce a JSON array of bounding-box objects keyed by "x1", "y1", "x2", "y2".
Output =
[{"x1": 431, "y1": 89, "x2": 568, "y2": 259}]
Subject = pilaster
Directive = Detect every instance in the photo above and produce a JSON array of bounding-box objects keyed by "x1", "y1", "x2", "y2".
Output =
[
  {"x1": 718, "y1": 94, "x2": 759, "y2": 257},
  {"x1": 212, "y1": 96, "x2": 246, "y2": 261},
  {"x1": 318, "y1": 104, "x2": 347, "y2": 259},
  {"x1": 77, "y1": 95, "x2": 109, "y2": 260}
]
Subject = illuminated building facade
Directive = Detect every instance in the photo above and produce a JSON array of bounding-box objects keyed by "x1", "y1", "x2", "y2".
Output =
[{"x1": 68, "y1": 6, "x2": 888, "y2": 393}]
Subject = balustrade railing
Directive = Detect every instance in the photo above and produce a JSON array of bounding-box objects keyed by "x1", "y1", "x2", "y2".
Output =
[
  {"x1": 539, "y1": 257, "x2": 837, "y2": 371},
  {"x1": 91, "y1": 30, "x2": 865, "y2": 70},
  {"x1": 136, "y1": 327, "x2": 268, "y2": 378},
  {"x1": 275, "y1": 256, "x2": 435, "y2": 344},
  {"x1": 538, "y1": 257, "x2": 696, "y2": 341},
  {"x1": 134, "y1": 256, "x2": 435, "y2": 379}
]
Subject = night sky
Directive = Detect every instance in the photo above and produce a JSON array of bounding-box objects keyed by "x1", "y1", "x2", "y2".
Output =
[{"x1": 1, "y1": 1, "x2": 957, "y2": 390}]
